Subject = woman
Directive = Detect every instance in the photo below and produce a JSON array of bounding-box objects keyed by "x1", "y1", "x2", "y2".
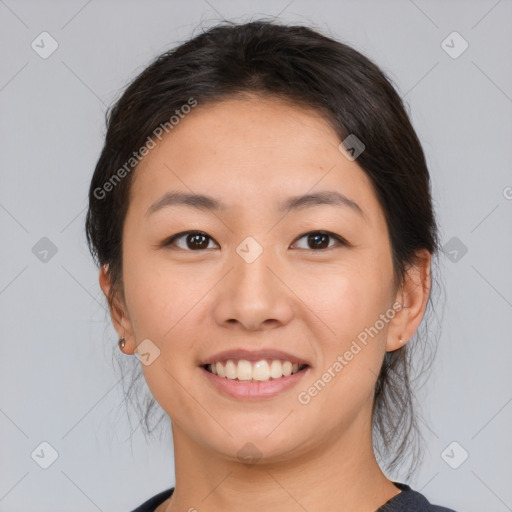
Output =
[{"x1": 86, "y1": 19, "x2": 457, "y2": 512}]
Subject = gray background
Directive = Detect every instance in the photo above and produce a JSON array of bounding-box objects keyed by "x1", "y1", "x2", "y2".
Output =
[{"x1": 1, "y1": 0, "x2": 511, "y2": 511}]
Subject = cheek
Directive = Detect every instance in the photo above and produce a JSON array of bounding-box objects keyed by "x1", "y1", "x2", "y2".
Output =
[
  {"x1": 295, "y1": 276, "x2": 391, "y2": 422},
  {"x1": 296, "y1": 252, "x2": 393, "y2": 400},
  {"x1": 122, "y1": 245, "x2": 205, "y2": 341},
  {"x1": 299, "y1": 257, "x2": 393, "y2": 342},
  {"x1": 122, "y1": 258, "x2": 206, "y2": 416}
]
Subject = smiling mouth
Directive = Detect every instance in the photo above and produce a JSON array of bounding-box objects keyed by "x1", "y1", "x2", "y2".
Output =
[{"x1": 202, "y1": 359, "x2": 309, "y2": 382}]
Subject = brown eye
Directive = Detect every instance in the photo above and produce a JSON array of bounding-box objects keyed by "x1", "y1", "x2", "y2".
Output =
[
  {"x1": 292, "y1": 231, "x2": 347, "y2": 250},
  {"x1": 163, "y1": 231, "x2": 218, "y2": 250},
  {"x1": 162, "y1": 230, "x2": 347, "y2": 252}
]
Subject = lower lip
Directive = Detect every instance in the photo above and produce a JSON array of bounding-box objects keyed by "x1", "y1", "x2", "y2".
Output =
[{"x1": 200, "y1": 366, "x2": 310, "y2": 399}]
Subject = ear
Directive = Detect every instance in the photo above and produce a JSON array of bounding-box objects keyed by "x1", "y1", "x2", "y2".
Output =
[
  {"x1": 99, "y1": 264, "x2": 135, "y2": 353},
  {"x1": 386, "y1": 249, "x2": 432, "y2": 352}
]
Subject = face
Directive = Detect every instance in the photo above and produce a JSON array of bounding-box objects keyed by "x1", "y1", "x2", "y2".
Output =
[{"x1": 102, "y1": 95, "x2": 424, "y2": 465}]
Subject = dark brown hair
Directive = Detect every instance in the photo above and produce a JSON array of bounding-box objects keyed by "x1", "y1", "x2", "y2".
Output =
[{"x1": 86, "y1": 18, "x2": 441, "y2": 479}]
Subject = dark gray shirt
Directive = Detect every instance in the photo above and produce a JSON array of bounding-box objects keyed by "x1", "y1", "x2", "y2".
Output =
[{"x1": 130, "y1": 482, "x2": 458, "y2": 511}]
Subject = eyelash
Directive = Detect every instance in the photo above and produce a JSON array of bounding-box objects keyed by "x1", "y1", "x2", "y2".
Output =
[{"x1": 161, "y1": 230, "x2": 349, "y2": 251}]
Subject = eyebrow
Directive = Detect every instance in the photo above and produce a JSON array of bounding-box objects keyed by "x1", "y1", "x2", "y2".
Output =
[{"x1": 145, "y1": 190, "x2": 364, "y2": 218}]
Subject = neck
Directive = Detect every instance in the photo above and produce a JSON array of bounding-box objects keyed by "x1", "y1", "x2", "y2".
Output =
[{"x1": 165, "y1": 414, "x2": 401, "y2": 512}]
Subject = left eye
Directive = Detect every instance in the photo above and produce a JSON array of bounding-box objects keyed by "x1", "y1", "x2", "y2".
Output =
[
  {"x1": 162, "y1": 230, "x2": 347, "y2": 251},
  {"x1": 292, "y1": 231, "x2": 347, "y2": 250}
]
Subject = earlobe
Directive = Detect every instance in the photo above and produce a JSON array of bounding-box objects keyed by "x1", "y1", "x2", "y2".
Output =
[{"x1": 386, "y1": 249, "x2": 432, "y2": 352}]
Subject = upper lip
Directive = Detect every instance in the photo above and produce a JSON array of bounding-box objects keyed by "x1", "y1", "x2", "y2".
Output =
[{"x1": 199, "y1": 348, "x2": 311, "y2": 367}]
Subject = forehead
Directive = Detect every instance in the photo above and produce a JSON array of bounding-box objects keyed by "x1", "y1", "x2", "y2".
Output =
[
  {"x1": 136, "y1": 95, "x2": 340, "y2": 173},
  {"x1": 129, "y1": 95, "x2": 382, "y2": 225}
]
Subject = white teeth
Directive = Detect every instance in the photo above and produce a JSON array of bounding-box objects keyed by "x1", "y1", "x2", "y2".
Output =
[
  {"x1": 208, "y1": 359, "x2": 305, "y2": 382},
  {"x1": 282, "y1": 361, "x2": 292, "y2": 377},
  {"x1": 252, "y1": 360, "x2": 270, "y2": 381},
  {"x1": 225, "y1": 360, "x2": 237, "y2": 379},
  {"x1": 216, "y1": 361, "x2": 225, "y2": 377},
  {"x1": 237, "y1": 360, "x2": 253, "y2": 381},
  {"x1": 270, "y1": 360, "x2": 283, "y2": 379}
]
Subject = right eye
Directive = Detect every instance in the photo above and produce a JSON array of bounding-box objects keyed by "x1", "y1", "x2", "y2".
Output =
[{"x1": 161, "y1": 230, "x2": 219, "y2": 251}]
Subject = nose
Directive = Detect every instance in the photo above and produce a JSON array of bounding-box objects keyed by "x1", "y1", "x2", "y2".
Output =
[{"x1": 212, "y1": 243, "x2": 294, "y2": 332}]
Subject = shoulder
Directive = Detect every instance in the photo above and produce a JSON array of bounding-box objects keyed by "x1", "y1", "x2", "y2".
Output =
[
  {"x1": 129, "y1": 487, "x2": 175, "y2": 512},
  {"x1": 377, "y1": 482, "x2": 459, "y2": 512}
]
